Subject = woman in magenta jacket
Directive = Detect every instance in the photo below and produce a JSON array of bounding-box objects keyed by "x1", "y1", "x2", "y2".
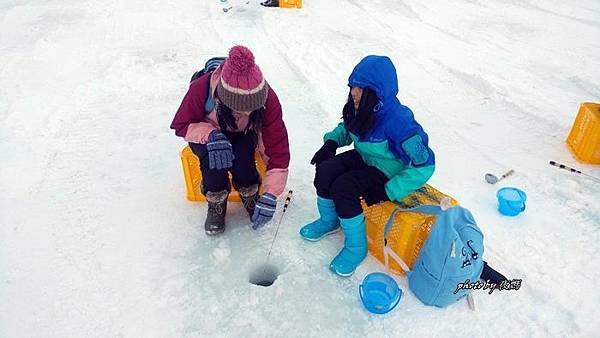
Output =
[{"x1": 170, "y1": 46, "x2": 290, "y2": 235}]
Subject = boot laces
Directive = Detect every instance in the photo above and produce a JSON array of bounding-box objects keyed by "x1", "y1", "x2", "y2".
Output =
[
  {"x1": 209, "y1": 202, "x2": 224, "y2": 215},
  {"x1": 242, "y1": 195, "x2": 256, "y2": 210}
]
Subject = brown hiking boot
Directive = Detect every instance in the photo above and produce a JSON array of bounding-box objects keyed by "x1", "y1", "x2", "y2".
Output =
[
  {"x1": 238, "y1": 184, "x2": 259, "y2": 219},
  {"x1": 204, "y1": 190, "x2": 228, "y2": 235}
]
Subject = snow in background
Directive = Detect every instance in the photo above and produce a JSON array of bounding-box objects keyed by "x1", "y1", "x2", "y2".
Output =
[{"x1": 1, "y1": 0, "x2": 599, "y2": 337}]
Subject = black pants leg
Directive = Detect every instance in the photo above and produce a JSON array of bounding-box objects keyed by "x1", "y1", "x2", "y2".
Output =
[
  {"x1": 330, "y1": 166, "x2": 389, "y2": 218},
  {"x1": 228, "y1": 131, "x2": 260, "y2": 189},
  {"x1": 189, "y1": 131, "x2": 259, "y2": 194},
  {"x1": 314, "y1": 150, "x2": 367, "y2": 198},
  {"x1": 189, "y1": 142, "x2": 229, "y2": 193},
  {"x1": 313, "y1": 150, "x2": 389, "y2": 219}
]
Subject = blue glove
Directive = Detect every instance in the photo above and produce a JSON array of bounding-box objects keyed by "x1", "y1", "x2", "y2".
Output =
[
  {"x1": 251, "y1": 193, "x2": 277, "y2": 230},
  {"x1": 207, "y1": 130, "x2": 234, "y2": 170}
]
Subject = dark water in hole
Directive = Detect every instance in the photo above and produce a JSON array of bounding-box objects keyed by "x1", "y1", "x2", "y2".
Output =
[{"x1": 249, "y1": 263, "x2": 280, "y2": 287}]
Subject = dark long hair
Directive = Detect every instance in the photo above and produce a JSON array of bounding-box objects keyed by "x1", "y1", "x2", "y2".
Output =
[
  {"x1": 215, "y1": 97, "x2": 264, "y2": 133},
  {"x1": 342, "y1": 87, "x2": 378, "y2": 138}
]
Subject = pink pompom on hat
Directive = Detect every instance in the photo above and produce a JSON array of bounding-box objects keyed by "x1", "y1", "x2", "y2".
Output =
[{"x1": 217, "y1": 45, "x2": 269, "y2": 112}]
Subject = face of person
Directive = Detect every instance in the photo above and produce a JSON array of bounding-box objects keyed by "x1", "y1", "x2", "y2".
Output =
[{"x1": 350, "y1": 86, "x2": 363, "y2": 110}]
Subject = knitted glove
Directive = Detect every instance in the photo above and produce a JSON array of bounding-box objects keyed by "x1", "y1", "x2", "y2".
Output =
[
  {"x1": 310, "y1": 140, "x2": 338, "y2": 165},
  {"x1": 251, "y1": 193, "x2": 277, "y2": 230},
  {"x1": 207, "y1": 130, "x2": 234, "y2": 170}
]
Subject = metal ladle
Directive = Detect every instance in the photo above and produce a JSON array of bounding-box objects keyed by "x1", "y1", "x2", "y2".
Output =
[{"x1": 485, "y1": 169, "x2": 514, "y2": 184}]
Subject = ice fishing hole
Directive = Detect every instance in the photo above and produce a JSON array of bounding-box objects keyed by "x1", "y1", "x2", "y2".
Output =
[{"x1": 249, "y1": 263, "x2": 280, "y2": 287}]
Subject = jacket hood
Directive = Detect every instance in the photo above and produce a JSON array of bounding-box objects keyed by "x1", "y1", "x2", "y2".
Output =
[{"x1": 348, "y1": 55, "x2": 399, "y2": 105}]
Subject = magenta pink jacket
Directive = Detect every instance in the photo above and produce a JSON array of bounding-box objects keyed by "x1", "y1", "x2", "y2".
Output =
[{"x1": 170, "y1": 68, "x2": 290, "y2": 197}]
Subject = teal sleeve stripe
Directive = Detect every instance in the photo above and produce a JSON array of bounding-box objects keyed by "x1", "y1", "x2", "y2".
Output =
[
  {"x1": 323, "y1": 122, "x2": 353, "y2": 147},
  {"x1": 384, "y1": 165, "x2": 435, "y2": 202}
]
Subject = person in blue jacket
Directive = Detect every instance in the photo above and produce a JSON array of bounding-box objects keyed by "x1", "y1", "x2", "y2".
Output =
[{"x1": 300, "y1": 55, "x2": 436, "y2": 277}]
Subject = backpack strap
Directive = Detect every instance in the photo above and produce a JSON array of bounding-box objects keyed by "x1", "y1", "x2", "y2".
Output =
[
  {"x1": 382, "y1": 204, "x2": 444, "y2": 238},
  {"x1": 467, "y1": 293, "x2": 476, "y2": 311},
  {"x1": 205, "y1": 81, "x2": 216, "y2": 113},
  {"x1": 384, "y1": 245, "x2": 411, "y2": 273},
  {"x1": 204, "y1": 56, "x2": 226, "y2": 72},
  {"x1": 382, "y1": 200, "x2": 451, "y2": 274},
  {"x1": 189, "y1": 57, "x2": 227, "y2": 112}
]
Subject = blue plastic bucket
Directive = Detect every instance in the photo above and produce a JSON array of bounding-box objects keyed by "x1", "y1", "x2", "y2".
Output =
[
  {"x1": 359, "y1": 272, "x2": 402, "y2": 314},
  {"x1": 496, "y1": 187, "x2": 527, "y2": 216}
]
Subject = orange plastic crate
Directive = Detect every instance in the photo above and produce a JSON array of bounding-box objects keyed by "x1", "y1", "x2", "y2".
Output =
[
  {"x1": 566, "y1": 102, "x2": 600, "y2": 164},
  {"x1": 180, "y1": 145, "x2": 266, "y2": 202},
  {"x1": 363, "y1": 185, "x2": 458, "y2": 275},
  {"x1": 279, "y1": 0, "x2": 302, "y2": 8}
]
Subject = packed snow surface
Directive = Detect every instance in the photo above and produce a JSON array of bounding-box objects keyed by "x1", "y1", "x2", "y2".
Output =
[{"x1": 1, "y1": 0, "x2": 599, "y2": 337}]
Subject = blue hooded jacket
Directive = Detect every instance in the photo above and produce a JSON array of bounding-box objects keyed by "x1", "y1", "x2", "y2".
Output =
[{"x1": 324, "y1": 55, "x2": 435, "y2": 202}]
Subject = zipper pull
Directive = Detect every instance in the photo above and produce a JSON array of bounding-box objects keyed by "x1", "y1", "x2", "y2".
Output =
[{"x1": 450, "y1": 240, "x2": 456, "y2": 258}]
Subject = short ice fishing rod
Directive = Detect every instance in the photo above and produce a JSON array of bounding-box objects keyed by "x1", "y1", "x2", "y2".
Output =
[
  {"x1": 549, "y1": 161, "x2": 600, "y2": 183},
  {"x1": 265, "y1": 190, "x2": 293, "y2": 262}
]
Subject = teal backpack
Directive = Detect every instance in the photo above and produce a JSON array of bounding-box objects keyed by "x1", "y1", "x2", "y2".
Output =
[
  {"x1": 190, "y1": 56, "x2": 226, "y2": 113},
  {"x1": 383, "y1": 204, "x2": 484, "y2": 308}
]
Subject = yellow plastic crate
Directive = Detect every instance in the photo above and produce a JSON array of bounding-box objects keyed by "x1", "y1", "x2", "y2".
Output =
[
  {"x1": 279, "y1": 0, "x2": 302, "y2": 8},
  {"x1": 566, "y1": 102, "x2": 600, "y2": 164},
  {"x1": 363, "y1": 185, "x2": 459, "y2": 276},
  {"x1": 180, "y1": 145, "x2": 267, "y2": 202}
]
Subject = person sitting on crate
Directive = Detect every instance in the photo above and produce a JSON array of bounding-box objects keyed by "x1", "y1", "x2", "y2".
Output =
[
  {"x1": 300, "y1": 55, "x2": 436, "y2": 277},
  {"x1": 170, "y1": 45, "x2": 290, "y2": 235}
]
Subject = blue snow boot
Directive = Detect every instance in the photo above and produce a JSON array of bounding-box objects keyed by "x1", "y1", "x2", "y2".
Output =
[
  {"x1": 299, "y1": 197, "x2": 340, "y2": 241},
  {"x1": 329, "y1": 214, "x2": 368, "y2": 277}
]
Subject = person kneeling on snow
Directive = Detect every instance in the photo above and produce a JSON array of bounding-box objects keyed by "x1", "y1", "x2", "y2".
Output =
[
  {"x1": 300, "y1": 55, "x2": 435, "y2": 277},
  {"x1": 170, "y1": 45, "x2": 290, "y2": 235}
]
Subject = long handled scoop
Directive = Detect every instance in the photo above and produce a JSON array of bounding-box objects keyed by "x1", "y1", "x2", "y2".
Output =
[{"x1": 485, "y1": 169, "x2": 515, "y2": 184}]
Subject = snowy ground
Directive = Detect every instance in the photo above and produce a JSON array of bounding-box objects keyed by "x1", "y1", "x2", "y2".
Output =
[{"x1": 1, "y1": 0, "x2": 600, "y2": 337}]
